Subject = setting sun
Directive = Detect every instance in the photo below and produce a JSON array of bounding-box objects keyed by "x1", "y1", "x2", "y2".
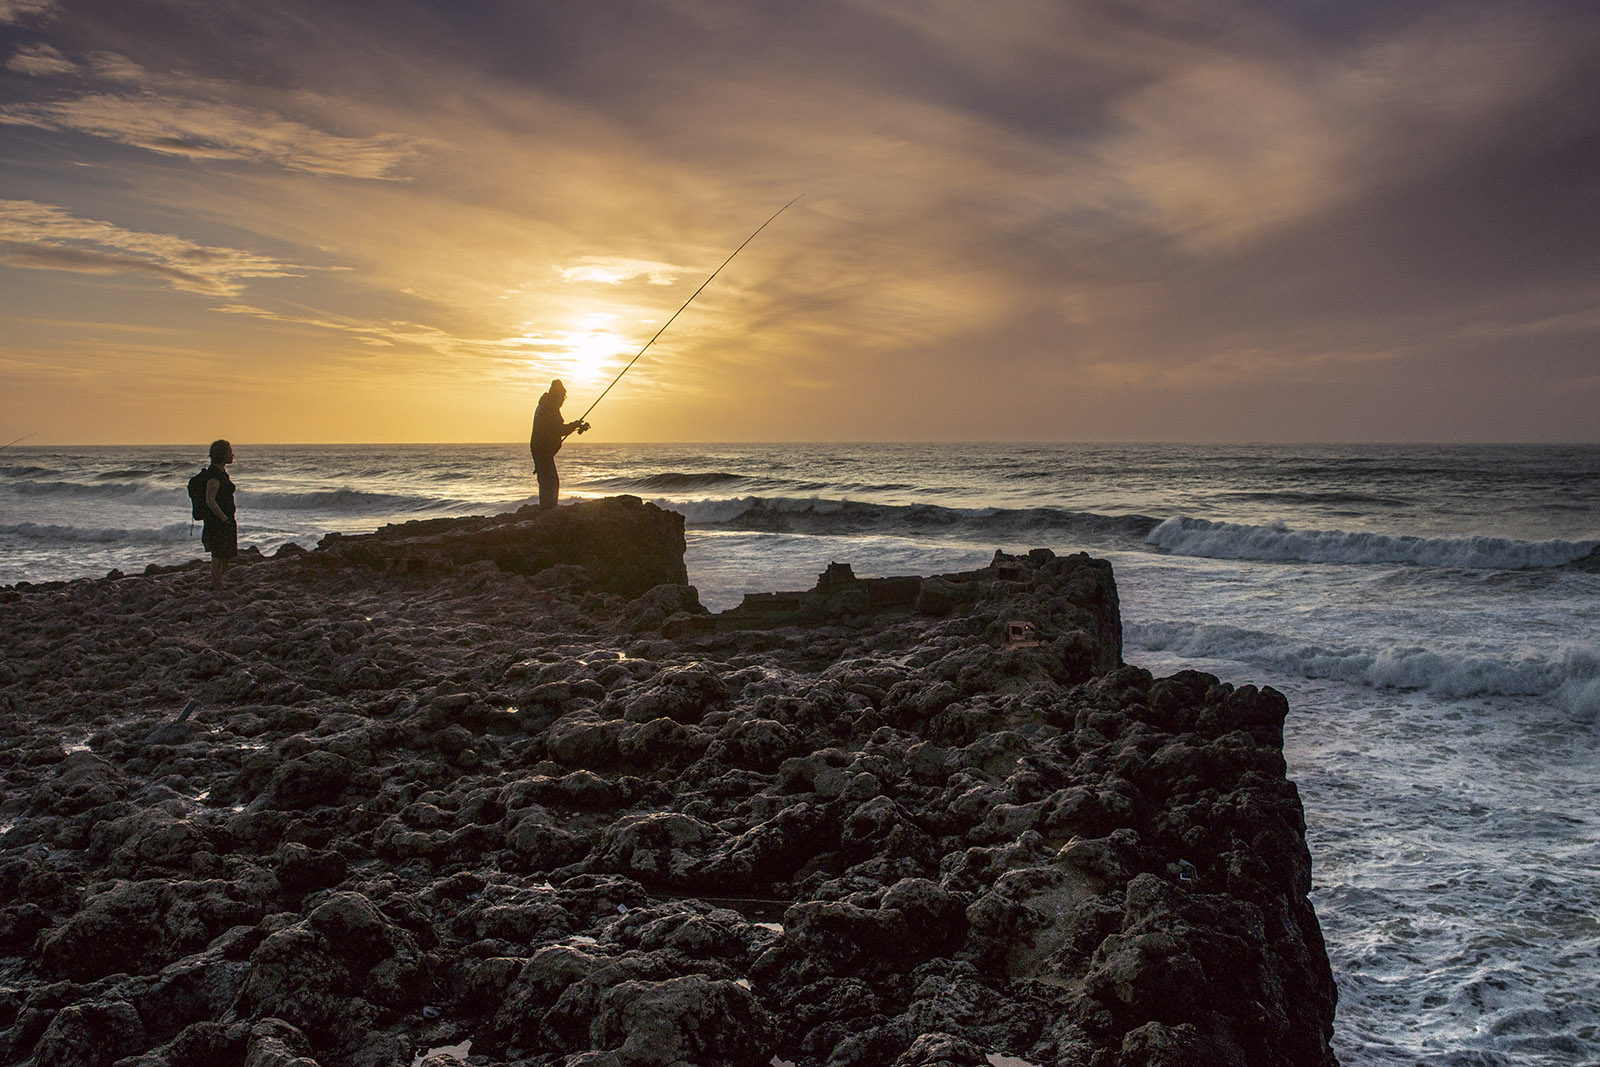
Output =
[{"x1": 548, "y1": 315, "x2": 630, "y2": 387}]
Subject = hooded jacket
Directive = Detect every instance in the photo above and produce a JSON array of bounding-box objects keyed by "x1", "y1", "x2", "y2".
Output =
[{"x1": 531, "y1": 389, "x2": 568, "y2": 457}]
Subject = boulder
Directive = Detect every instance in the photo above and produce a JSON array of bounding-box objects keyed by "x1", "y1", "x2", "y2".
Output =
[{"x1": 315, "y1": 495, "x2": 687, "y2": 597}]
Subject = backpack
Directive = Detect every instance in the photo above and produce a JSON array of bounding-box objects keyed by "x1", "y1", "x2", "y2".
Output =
[{"x1": 187, "y1": 467, "x2": 211, "y2": 521}]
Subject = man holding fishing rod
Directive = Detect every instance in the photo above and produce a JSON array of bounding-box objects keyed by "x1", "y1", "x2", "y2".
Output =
[
  {"x1": 530, "y1": 379, "x2": 589, "y2": 508},
  {"x1": 529, "y1": 195, "x2": 802, "y2": 508}
]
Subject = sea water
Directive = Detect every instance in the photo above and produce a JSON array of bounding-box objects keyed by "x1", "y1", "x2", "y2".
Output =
[{"x1": 4, "y1": 441, "x2": 1599, "y2": 1065}]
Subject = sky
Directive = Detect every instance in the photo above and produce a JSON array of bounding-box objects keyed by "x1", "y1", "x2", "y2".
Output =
[{"x1": 1, "y1": 0, "x2": 1598, "y2": 444}]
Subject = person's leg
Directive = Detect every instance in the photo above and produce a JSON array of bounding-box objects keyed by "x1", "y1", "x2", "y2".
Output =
[
  {"x1": 534, "y1": 453, "x2": 558, "y2": 508},
  {"x1": 207, "y1": 518, "x2": 236, "y2": 591}
]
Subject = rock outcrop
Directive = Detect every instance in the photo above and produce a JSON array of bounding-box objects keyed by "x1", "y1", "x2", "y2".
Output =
[
  {"x1": 315, "y1": 495, "x2": 688, "y2": 598},
  {"x1": 0, "y1": 504, "x2": 1336, "y2": 1067}
]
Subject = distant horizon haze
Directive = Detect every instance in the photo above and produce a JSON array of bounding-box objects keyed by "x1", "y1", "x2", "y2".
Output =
[{"x1": 8, "y1": 437, "x2": 1600, "y2": 449}]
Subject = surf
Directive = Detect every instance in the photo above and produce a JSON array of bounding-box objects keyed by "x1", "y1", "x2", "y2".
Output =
[{"x1": 1147, "y1": 515, "x2": 1598, "y2": 570}]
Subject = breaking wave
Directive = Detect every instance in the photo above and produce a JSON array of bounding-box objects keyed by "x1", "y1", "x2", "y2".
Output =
[
  {"x1": 2, "y1": 478, "x2": 454, "y2": 515},
  {"x1": 7, "y1": 479, "x2": 178, "y2": 503},
  {"x1": 1147, "y1": 516, "x2": 1598, "y2": 570},
  {"x1": 1127, "y1": 620, "x2": 1600, "y2": 719},
  {"x1": 590, "y1": 472, "x2": 751, "y2": 492},
  {"x1": 241, "y1": 487, "x2": 455, "y2": 514},
  {"x1": 668, "y1": 495, "x2": 1161, "y2": 543},
  {"x1": 0, "y1": 521, "x2": 197, "y2": 544}
]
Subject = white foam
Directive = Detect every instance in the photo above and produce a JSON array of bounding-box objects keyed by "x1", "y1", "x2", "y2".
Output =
[
  {"x1": 1, "y1": 520, "x2": 196, "y2": 544},
  {"x1": 1551, "y1": 647, "x2": 1600, "y2": 721},
  {"x1": 662, "y1": 495, "x2": 765, "y2": 523},
  {"x1": 1147, "y1": 516, "x2": 1597, "y2": 570},
  {"x1": 1129, "y1": 620, "x2": 1600, "y2": 710}
]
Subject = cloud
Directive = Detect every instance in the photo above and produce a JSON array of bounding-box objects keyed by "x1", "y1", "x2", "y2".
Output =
[
  {"x1": 5, "y1": 43, "x2": 75, "y2": 76},
  {"x1": 0, "y1": 93, "x2": 422, "y2": 179},
  {"x1": 0, "y1": 0, "x2": 55, "y2": 25},
  {"x1": 555, "y1": 257, "x2": 688, "y2": 285},
  {"x1": 208, "y1": 298, "x2": 623, "y2": 391},
  {"x1": 0, "y1": 199, "x2": 312, "y2": 296},
  {"x1": 2, "y1": 36, "x2": 421, "y2": 179},
  {"x1": 1070, "y1": 7, "x2": 1579, "y2": 255},
  {"x1": 3, "y1": 0, "x2": 1597, "y2": 441}
]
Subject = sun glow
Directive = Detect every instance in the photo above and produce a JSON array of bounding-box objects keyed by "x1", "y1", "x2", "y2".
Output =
[{"x1": 546, "y1": 314, "x2": 632, "y2": 386}]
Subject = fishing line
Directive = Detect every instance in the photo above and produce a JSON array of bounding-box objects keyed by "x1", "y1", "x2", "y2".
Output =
[{"x1": 577, "y1": 194, "x2": 804, "y2": 425}]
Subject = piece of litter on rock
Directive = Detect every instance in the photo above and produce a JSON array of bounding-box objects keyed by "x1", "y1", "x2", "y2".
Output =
[
  {"x1": 411, "y1": 1038, "x2": 471, "y2": 1067},
  {"x1": 735, "y1": 978, "x2": 752, "y2": 989},
  {"x1": 987, "y1": 1054, "x2": 1044, "y2": 1067},
  {"x1": 1177, "y1": 859, "x2": 1198, "y2": 882},
  {"x1": 617, "y1": 903, "x2": 628, "y2": 914},
  {"x1": 421, "y1": 1005, "x2": 442, "y2": 1020}
]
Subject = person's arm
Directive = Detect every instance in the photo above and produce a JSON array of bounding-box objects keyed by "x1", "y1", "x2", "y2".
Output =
[{"x1": 205, "y1": 477, "x2": 230, "y2": 523}]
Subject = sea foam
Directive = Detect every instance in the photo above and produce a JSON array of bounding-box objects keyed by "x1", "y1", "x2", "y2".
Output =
[
  {"x1": 1127, "y1": 619, "x2": 1600, "y2": 715},
  {"x1": 1147, "y1": 516, "x2": 1598, "y2": 570},
  {"x1": 0, "y1": 521, "x2": 197, "y2": 544}
]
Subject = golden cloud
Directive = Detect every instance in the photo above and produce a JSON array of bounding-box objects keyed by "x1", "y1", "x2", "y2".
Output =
[{"x1": 0, "y1": 199, "x2": 312, "y2": 296}]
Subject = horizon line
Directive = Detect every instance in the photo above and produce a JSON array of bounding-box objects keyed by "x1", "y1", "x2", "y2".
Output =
[{"x1": 7, "y1": 439, "x2": 1599, "y2": 449}]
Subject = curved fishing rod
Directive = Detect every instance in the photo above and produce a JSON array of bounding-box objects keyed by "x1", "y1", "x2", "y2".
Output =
[
  {"x1": 0, "y1": 432, "x2": 36, "y2": 452},
  {"x1": 576, "y1": 194, "x2": 804, "y2": 425}
]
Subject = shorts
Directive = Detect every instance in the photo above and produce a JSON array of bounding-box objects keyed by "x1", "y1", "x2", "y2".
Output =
[{"x1": 202, "y1": 518, "x2": 238, "y2": 560}]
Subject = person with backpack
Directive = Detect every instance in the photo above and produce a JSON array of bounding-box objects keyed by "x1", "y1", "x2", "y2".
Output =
[
  {"x1": 529, "y1": 379, "x2": 589, "y2": 508},
  {"x1": 192, "y1": 440, "x2": 237, "y2": 590}
]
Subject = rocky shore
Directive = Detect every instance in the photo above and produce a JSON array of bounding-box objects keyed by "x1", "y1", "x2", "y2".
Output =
[{"x1": 0, "y1": 497, "x2": 1337, "y2": 1067}]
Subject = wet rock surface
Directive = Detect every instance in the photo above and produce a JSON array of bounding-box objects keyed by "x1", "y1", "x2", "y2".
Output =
[{"x1": 0, "y1": 507, "x2": 1335, "y2": 1067}]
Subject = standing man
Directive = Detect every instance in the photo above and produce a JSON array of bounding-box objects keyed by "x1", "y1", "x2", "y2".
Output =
[
  {"x1": 530, "y1": 379, "x2": 589, "y2": 508},
  {"x1": 201, "y1": 439, "x2": 237, "y2": 591}
]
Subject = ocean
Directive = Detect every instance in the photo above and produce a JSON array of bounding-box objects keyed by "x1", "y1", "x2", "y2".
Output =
[{"x1": 4, "y1": 441, "x2": 1599, "y2": 1065}]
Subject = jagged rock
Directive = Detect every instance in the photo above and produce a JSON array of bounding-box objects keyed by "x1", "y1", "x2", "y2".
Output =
[
  {"x1": 587, "y1": 974, "x2": 776, "y2": 1066},
  {"x1": 237, "y1": 893, "x2": 425, "y2": 1049},
  {"x1": 894, "y1": 1031, "x2": 988, "y2": 1067},
  {"x1": 0, "y1": 541, "x2": 1335, "y2": 1067},
  {"x1": 30, "y1": 1000, "x2": 145, "y2": 1067},
  {"x1": 244, "y1": 1018, "x2": 321, "y2": 1067},
  {"x1": 316, "y1": 495, "x2": 686, "y2": 597}
]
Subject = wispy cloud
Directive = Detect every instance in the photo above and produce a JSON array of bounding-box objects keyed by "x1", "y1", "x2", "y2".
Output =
[
  {"x1": 5, "y1": 42, "x2": 74, "y2": 76},
  {"x1": 0, "y1": 0, "x2": 56, "y2": 25},
  {"x1": 555, "y1": 257, "x2": 688, "y2": 285},
  {"x1": 214, "y1": 298, "x2": 629, "y2": 379},
  {"x1": 1, "y1": 43, "x2": 421, "y2": 179},
  {"x1": 0, "y1": 94, "x2": 421, "y2": 179},
  {"x1": 1091, "y1": 10, "x2": 1573, "y2": 252},
  {"x1": 0, "y1": 199, "x2": 313, "y2": 296}
]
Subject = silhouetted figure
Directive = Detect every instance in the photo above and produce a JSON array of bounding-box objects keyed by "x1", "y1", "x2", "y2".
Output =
[
  {"x1": 201, "y1": 439, "x2": 237, "y2": 591},
  {"x1": 530, "y1": 379, "x2": 589, "y2": 508}
]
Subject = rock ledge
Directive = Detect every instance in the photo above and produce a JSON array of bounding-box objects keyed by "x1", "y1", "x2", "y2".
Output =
[{"x1": 0, "y1": 506, "x2": 1335, "y2": 1067}]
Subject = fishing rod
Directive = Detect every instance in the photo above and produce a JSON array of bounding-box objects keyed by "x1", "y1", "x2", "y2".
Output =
[
  {"x1": 0, "y1": 432, "x2": 36, "y2": 452},
  {"x1": 576, "y1": 194, "x2": 804, "y2": 425}
]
